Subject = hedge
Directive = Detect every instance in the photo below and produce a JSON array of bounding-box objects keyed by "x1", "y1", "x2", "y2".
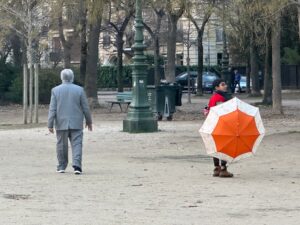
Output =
[
  {"x1": 97, "y1": 65, "x2": 222, "y2": 88},
  {"x1": 1, "y1": 64, "x2": 221, "y2": 104},
  {"x1": 4, "y1": 67, "x2": 82, "y2": 104},
  {"x1": 0, "y1": 63, "x2": 20, "y2": 104}
]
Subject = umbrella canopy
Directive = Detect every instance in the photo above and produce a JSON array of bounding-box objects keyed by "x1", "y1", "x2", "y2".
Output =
[{"x1": 199, "y1": 97, "x2": 265, "y2": 163}]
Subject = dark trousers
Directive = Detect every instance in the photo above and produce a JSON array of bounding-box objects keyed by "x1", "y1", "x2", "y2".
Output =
[
  {"x1": 213, "y1": 157, "x2": 227, "y2": 167},
  {"x1": 233, "y1": 81, "x2": 241, "y2": 93}
]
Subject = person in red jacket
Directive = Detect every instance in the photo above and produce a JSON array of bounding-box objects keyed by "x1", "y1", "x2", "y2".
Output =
[{"x1": 207, "y1": 78, "x2": 233, "y2": 178}]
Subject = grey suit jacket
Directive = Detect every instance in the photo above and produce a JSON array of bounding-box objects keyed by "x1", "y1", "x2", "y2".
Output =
[{"x1": 48, "y1": 82, "x2": 92, "y2": 130}]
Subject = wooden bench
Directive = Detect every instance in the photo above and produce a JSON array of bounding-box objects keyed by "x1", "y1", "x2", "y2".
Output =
[{"x1": 106, "y1": 92, "x2": 132, "y2": 112}]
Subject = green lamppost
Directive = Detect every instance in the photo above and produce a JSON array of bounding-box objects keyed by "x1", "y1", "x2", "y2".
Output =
[
  {"x1": 123, "y1": 0, "x2": 158, "y2": 133},
  {"x1": 221, "y1": 32, "x2": 230, "y2": 82},
  {"x1": 221, "y1": 0, "x2": 231, "y2": 91}
]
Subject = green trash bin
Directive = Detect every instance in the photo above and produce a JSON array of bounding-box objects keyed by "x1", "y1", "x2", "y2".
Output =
[
  {"x1": 156, "y1": 85, "x2": 167, "y2": 120},
  {"x1": 175, "y1": 84, "x2": 182, "y2": 106},
  {"x1": 147, "y1": 85, "x2": 165, "y2": 120},
  {"x1": 147, "y1": 85, "x2": 157, "y2": 113},
  {"x1": 147, "y1": 84, "x2": 182, "y2": 121},
  {"x1": 163, "y1": 85, "x2": 176, "y2": 119},
  {"x1": 158, "y1": 84, "x2": 179, "y2": 121}
]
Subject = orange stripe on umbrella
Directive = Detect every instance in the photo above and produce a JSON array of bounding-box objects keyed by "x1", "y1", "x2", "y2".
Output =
[{"x1": 199, "y1": 97, "x2": 265, "y2": 163}]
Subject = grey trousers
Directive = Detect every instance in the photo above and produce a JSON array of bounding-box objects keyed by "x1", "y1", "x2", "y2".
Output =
[{"x1": 56, "y1": 129, "x2": 83, "y2": 170}]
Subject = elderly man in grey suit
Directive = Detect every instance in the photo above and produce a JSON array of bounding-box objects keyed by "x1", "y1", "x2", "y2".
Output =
[{"x1": 48, "y1": 69, "x2": 92, "y2": 175}]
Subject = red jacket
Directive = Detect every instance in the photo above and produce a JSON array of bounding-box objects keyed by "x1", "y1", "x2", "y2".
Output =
[{"x1": 208, "y1": 92, "x2": 226, "y2": 110}]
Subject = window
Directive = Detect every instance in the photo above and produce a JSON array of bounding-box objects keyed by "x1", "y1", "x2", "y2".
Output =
[
  {"x1": 217, "y1": 53, "x2": 222, "y2": 65},
  {"x1": 216, "y1": 28, "x2": 223, "y2": 42},
  {"x1": 52, "y1": 37, "x2": 61, "y2": 52},
  {"x1": 103, "y1": 34, "x2": 111, "y2": 49}
]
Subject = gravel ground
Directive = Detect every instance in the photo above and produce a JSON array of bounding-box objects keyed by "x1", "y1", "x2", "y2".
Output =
[{"x1": 0, "y1": 92, "x2": 299, "y2": 225}]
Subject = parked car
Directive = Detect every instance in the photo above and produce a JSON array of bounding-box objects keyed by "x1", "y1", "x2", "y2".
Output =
[
  {"x1": 175, "y1": 71, "x2": 198, "y2": 89},
  {"x1": 240, "y1": 76, "x2": 247, "y2": 92},
  {"x1": 196, "y1": 72, "x2": 220, "y2": 93},
  {"x1": 175, "y1": 71, "x2": 219, "y2": 93}
]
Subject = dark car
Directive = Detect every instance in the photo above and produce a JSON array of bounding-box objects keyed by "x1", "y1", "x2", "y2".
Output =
[
  {"x1": 175, "y1": 71, "x2": 219, "y2": 93},
  {"x1": 175, "y1": 71, "x2": 198, "y2": 88},
  {"x1": 199, "y1": 72, "x2": 220, "y2": 93}
]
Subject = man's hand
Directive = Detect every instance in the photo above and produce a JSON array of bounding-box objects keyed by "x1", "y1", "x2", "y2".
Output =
[
  {"x1": 48, "y1": 128, "x2": 54, "y2": 134},
  {"x1": 86, "y1": 123, "x2": 93, "y2": 131}
]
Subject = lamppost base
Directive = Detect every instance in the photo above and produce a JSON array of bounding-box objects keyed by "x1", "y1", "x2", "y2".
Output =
[{"x1": 123, "y1": 109, "x2": 158, "y2": 133}]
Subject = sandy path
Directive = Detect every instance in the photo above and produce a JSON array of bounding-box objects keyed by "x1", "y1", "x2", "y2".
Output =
[{"x1": 0, "y1": 93, "x2": 300, "y2": 225}]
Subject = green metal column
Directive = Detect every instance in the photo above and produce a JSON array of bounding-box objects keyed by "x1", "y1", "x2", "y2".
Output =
[
  {"x1": 221, "y1": 37, "x2": 230, "y2": 84},
  {"x1": 123, "y1": 0, "x2": 158, "y2": 133},
  {"x1": 221, "y1": 1, "x2": 231, "y2": 91}
]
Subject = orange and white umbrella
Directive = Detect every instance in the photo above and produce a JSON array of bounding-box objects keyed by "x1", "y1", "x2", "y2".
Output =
[{"x1": 199, "y1": 97, "x2": 265, "y2": 163}]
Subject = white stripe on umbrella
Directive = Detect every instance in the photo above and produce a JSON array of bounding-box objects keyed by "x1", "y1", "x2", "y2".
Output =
[{"x1": 199, "y1": 97, "x2": 265, "y2": 163}]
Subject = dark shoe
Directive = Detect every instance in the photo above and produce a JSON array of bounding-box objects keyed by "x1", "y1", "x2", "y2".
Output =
[
  {"x1": 219, "y1": 166, "x2": 233, "y2": 178},
  {"x1": 73, "y1": 166, "x2": 82, "y2": 175},
  {"x1": 213, "y1": 166, "x2": 221, "y2": 177},
  {"x1": 56, "y1": 169, "x2": 65, "y2": 173}
]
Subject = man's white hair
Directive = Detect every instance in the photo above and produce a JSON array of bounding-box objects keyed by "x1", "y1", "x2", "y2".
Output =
[{"x1": 60, "y1": 69, "x2": 74, "y2": 83}]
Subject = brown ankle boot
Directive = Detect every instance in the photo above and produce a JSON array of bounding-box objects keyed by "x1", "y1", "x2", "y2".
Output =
[
  {"x1": 219, "y1": 166, "x2": 234, "y2": 178},
  {"x1": 213, "y1": 166, "x2": 221, "y2": 177}
]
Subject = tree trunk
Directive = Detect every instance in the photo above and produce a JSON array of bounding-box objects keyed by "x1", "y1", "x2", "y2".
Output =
[
  {"x1": 250, "y1": 34, "x2": 261, "y2": 96},
  {"x1": 63, "y1": 43, "x2": 72, "y2": 68},
  {"x1": 110, "y1": 13, "x2": 132, "y2": 92},
  {"x1": 23, "y1": 64, "x2": 28, "y2": 124},
  {"x1": 154, "y1": 13, "x2": 163, "y2": 87},
  {"x1": 196, "y1": 31, "x2": 204, "y2": 95},
  {"x1": 166, "y1": 15, "x2": 178, "y2": 83},
  {"x1": 27, "y1": 8, "x2": 33, "y2": 123},
  {"x1": 298, "y1": 1, "x2": 300, "y2": 40},
  {"x1": 12, "y1": 34, "x2": 22, "y2": 68},
  {"x1": 246, "y1": 61, "x2": 251, "y2": 94},
  {"x1": 189, "y1": 12, "x2": 211, "y2": 96},
  {"x1": 144, "y1": 9, "x2": 164, "y2": 87},
  {"x1": 85, "y1": 21, "x2": 101, "y2": 107},
  {"x1": 116, "y1": 33, "x2": 124, "y2": 92},
  {"x1": 34, "y1": 63, "x2": 39, "y2": 123},
  {"x1": 154, "y1": 35, "x2": 160, "y2": 86},
  {"x1": 262, "y1": 31, "x2": 272, "y2": 105},
  {"x1": 272, "y1": 14, "x2": 283, "y2": 114},
  {"x1": 79, "y1": 0, "x2": 87, "y2": 84},
  {"x1": 58, "y1": 11, "x2": 72, "y2": 68}
]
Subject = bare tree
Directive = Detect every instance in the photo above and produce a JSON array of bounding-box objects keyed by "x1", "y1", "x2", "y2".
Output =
[
  {"x1": 271, "y1": 11, "x2": 283, "y2": 114},
  {"x1": 142, "y1": 0, "x2": 166, "y2": 86},
  {"x1": 84, "y1": 0, "x2": 106, "y2": 107},
  {"x1": 0, "y1": 28, "x2": 12, "y2": 63},
  {"x1": 51, "y1": 0, "x2": 81, "y2": 68},
  {"x1": 298, "y1": 0, "x2": 300, "y2": 40},
  {"x1": 0, "y1": 0, "x2": 49, "y2": 123},
  {"x1": 165, "y1": 0, "x2": 185, "y2": 83},
  {"x1": 79, "y1": 0, "x2": 88, "y2": 83},
  {"x1": 106, "y1": 0, "x2": 135, "y2": 92},
  {"x1": 291, "y1": 0, "x2": 300, "y2": 40},
  {"x1": 187, "y1": 0, "x2": 215, "y2": 95},
  {"x1": 262, "y1": 28, "x2": 272, "y2": 105},
  {"x1": 261, "y1": 0, "x2": 290, "y2": 113}
]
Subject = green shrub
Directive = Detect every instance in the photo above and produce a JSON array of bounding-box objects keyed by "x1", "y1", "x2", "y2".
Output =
[
  {"x1": 144, "y1": 54, "x2": 165, "y2": 66},
  {"x1": 38, "y1": 69, "x2": 62, "y2": 104},
  {"x1": 97, "y1": 65, "x2": 222, "y2": 88},
  {"x1": 282, "y1": 47, "x2": 300, "y2": 65},
  {"x1": 97, "y1": 65, "x2": 133, "y2": 88},
  {"x1": 5, "y1": 75, "x2": 23, "y2": 103},
  {"x1": 0, "y1": 63, "x2": 20, "y2": 103},
  {"x1": 6, "y1": 67, "x2": 84, "y2": 104},
  {"x1": 2, "y1": 64, "x2": 223, "y2": 104}
]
